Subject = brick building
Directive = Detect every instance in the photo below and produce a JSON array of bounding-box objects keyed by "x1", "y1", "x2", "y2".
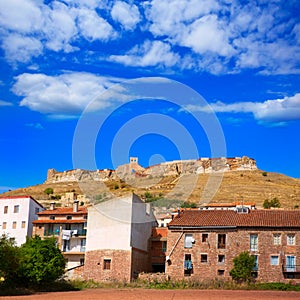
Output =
[
  {"x1": 166, "y1": 209, "x2": 300, "y2": 283},
  {"x1": 151, "y1": 227, "x2": 168, "y2": 272},
  {"x1": 32, "y1": 201, "x2": 87, "y2": 269}
]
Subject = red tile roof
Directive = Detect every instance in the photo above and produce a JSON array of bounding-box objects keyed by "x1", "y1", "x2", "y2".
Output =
[
  {"x1": 38, "y1": 207, "x2": 87, "y2": 215},
  {"x1": 152, "y1": 227, "x2": 168, "y2": 238},
  {"x1": 168, "y1": 209, "x2": 300, "y2": 228},
  {"x1": 33, "y1": 219, "x2": 86, "y2": 224}
]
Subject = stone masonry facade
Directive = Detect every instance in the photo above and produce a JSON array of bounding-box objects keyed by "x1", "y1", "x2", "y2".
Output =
[
  {"x1": 166, "y1": 228, "x2": 300, "y2": 283},
  {"x1": 83, "y1": 248, "x2": 151, "y2": 282}
]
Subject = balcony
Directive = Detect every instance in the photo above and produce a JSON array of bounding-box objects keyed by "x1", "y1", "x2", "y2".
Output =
[
  {"x1": 44, "y1": 229, "x2": 60, "y2": 236},
  {"x1": 282, "y1": 265, "x2": 300, "y2": 273}
]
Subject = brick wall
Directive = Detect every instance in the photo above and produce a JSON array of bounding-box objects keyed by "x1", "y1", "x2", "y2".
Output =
[
  {"x1": 83, "y1": 249, "x2": 132, "y2": 282},
  {"x1": 166, "y1": 228, "x2": 300, "y2": 283},
  {"x1": 131, "y1": 247, "x2": 151, "y2": 279}
]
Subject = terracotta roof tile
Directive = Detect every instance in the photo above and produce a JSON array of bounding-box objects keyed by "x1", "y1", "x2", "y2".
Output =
[
  {"x1": 38, "y1": 207, "x2": 87, "y2": 215},
  {"x1": 33, "y1": 219, "x2": 86, "y2": 224},
  {"x1": 168, "y1": 209, "x2": 300, "y2": 228}
]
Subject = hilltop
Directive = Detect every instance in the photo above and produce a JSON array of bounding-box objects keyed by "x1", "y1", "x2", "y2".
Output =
[{"x1": 1, "y1": 156, "x2": 300, "y2": 210}]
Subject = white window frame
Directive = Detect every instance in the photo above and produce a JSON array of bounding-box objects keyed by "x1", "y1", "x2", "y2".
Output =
[
  {"x1": 273, "y1": 233, "x2": 281, "y2": 245},
  {"x1": 270, "y1": 255, "x2": 279, "y2": 266},
  {"x1": 287, "y1": 234, "x2": 295, "y2": 246},
  {"x1": 250, "y1": 234, "x2": 258, "y2": 251}
]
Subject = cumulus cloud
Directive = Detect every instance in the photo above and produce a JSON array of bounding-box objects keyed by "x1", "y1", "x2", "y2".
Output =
[
  {"x1": 109, "y1": 40, "x2": 180, "y2": 67},
  {"x1": 111, "y1": 1, "x2": 140, "y2": 30},
  {"x1": 2, "y1": 34, "x2": 43, "y2": 63},
  {"x1": 0, "y1": 0, "x2": 299, "y2": 75},
  {"x1": 187, "y1": 94, "x2": 300, "y2": 123},
  {"x1": 12, "y1": 72, "x2": 122, "y2": 115},
  {"x1": 77, "y1": 8, "x2": 116, "y2": 41}
]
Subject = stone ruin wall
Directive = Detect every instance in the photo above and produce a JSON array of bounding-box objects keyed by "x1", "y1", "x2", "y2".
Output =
[{"x1": 45, "y1": 156, "x2": 257, "y2": 183}]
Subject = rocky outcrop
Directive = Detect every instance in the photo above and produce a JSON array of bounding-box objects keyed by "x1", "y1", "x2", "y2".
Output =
[{"x1": 45, "y1": 156, "x2": 257, "y2": 184}]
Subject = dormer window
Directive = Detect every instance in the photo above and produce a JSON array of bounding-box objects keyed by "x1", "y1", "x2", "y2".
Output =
[{"x1": 50, "y1": 215, "x2": 55, "y2": 220}]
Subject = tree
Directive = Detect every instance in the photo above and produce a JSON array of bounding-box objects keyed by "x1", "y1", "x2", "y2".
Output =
[
  {"x1": 263, "y1": 197, "x2": 281, "y2": 209},
  {"x1": 230, "y1": 251, "x2": 256, "y2": 283},
  {"x1": 44, "y1": 187, "x2": 54, "y2": 198},
  {"x1": 18, "y1": 236, "x2": 65, "y2": 286},
  {"x1": 181, "y1": 201, "x2": 197, "y2": 208},
  {"x1": 0, "y1": 234, "x2": 20, "y2": 286}
]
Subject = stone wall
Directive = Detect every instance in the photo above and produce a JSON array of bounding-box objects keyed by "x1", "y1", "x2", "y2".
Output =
[
  {"x1": 166, "y1": 227, "x2": 300, "y2": 283},
  {"x1": 45, "y1": 156, "x2": 257, "y2": 184},
  {"x1": 83, "y1": 249, "x2": 132, "y2": 282}
]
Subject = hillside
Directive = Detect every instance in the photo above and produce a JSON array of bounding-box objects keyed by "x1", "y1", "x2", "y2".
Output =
[{"x1": 1, "y1": 169, "x2": 300, "y2": 210}]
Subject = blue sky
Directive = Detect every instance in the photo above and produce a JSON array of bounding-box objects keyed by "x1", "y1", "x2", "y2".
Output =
[{"x1": 0, "y1": 0, "x2": 300, "y2": 193}]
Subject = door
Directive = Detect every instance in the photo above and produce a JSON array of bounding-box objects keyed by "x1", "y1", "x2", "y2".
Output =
[{"x1": 286, "y1": 256, "x2": 296, "y2": 272}]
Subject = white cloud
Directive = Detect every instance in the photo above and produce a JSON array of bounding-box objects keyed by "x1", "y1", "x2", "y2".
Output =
[
  {"x1": 2, "y1": 34, "x2": 43, "y2": 63},
  {"x1": 77, "y1": 8, "x2": 116, "y2": 41},
  {"x1": 182, "y1": 15, "x2": 235, "y2": 56},
  {"x1": 13, "y1": 72, "x2": 122, "y2": 114},
  {"x1": 187, "y1": 93, "x2": 300, "y2": 123},
  {"x1": 109, "y1": 40, "x2": 180, "y2": 67},
  {"x1": 0, "y1": 0, "x2": 43, "y2": 33},
  {"x1": 111, "y1": 1, "x2": 140, "y2": 30}
]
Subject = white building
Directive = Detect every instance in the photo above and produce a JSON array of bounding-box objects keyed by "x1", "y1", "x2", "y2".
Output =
[
  {"x1": 83, "y1": 193, "x2": 157, "y2": 282},
  {"x1": 0, "y1": 196, "x2": 43, "y2": 246}
]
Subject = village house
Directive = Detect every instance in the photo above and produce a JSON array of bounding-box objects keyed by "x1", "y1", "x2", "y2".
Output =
[
  {"x1": 166, "y1": 208, "x2": 300, "y2": 283},
  {"x1": 0, "y1": 196, "x2": 43, "y2": 246},
  {"x1": 83, "y1": 193, "x2": 157, "y2": 282},
  {"x1": 32, "y1": 201, "x2": 87, "y2": 270}
]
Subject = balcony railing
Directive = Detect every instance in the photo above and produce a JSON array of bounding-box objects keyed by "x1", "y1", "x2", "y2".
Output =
[
  {"x1": 282, "y1": 265, "x2": 300, "y2": 273},
  {"x1": 44, "y1": 229, "x2": 60, "y2": 236}
]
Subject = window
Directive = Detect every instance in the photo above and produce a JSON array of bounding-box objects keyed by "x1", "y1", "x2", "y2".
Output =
[
  {"x1": 200, "y1": 254, "x2": 208, "y2": 263},
  {"x1": 12, "y1": 221, "x2": 17, "y2": 229},
  {"x1": 35, "y1": 207, "x2": 39, "y2": 214},
  {"x1": 14, "y1": 205, "x2": 19, "y2": 213},
  {"x1": 162, "y1": 241, "x2": 167, "y2": 253},
  {"x1": 217, "y1": 234, "x2": 226, "y2": 249},
  {"x1": 4, "y1": 206, "x2": 8, "y2": 214},
  {"x1": 270, "y1": 255, "x2": 279, "y2": 266},
  {"x1": 2, "y1": 222, "x2": 7, "y2": 229},
  {"x1": 273, "y1": 233, "x2": 281, "y2": 245},
  {"x1": 184, "y1": 234, "x2": 194, "y2": 248},
  {"x1": 184, "y1": 254, "x2": 192, "y2": 276},
  {"x1": 250, "y1": 234, "x2": 258, "y2": 251},
  {"x1": 49, "y1": 215, "x2": 55, "y2": 220},
  {"x1": 252, "y1": 255, "x2": 258, "y2": 271},
  {"x1": 80, "y1": 258, "x2": 85, "y2": 265},
  {"x1": 202, "y1": 233, "x2": 208, "y2": 243},
  {"x1": 217, "y1": 270, "x2": 225, "y2": 276},
  {"x1": 287, "y1": 234, "x2": 295, "y2": 245},
  {"x1": 103, "y1": 259, "x2": 111, "y2": 270},
  {"x1": 286, "y1": 256, "x2": 296, "y2": 272},
  {"x1": 66, "y1": 215, "x2": 72, "y2": 220},
  {"x1": 21, "y1": 221, "x2": 26, "y2": 228},
  {"x1": 218, "y1": 254, "x2": 225, "y2": 264}
]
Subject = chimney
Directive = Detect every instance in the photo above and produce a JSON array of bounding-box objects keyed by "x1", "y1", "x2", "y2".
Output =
[
  {"x1": 50, "y1": 202, "x2": 55, "y2": 210},
  {"x1": 73, "y1": 200, "x2": 79, "y2": 213}
]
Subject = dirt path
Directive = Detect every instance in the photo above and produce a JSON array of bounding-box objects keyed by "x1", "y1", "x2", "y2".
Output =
[{"x1": 1, "y1": 289, "x2": 299, "y2": 300}]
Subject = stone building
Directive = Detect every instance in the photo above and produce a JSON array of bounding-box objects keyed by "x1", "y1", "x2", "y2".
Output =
[
  {"x1": 32, "y1": 201, "x2": 87, "y2": 270},
  {"x1": 83, "y1": 193, "x2": 157, "y2": 282},
  {"x1": 166, "y1": 209, "x2": 300, "y2": 283}
]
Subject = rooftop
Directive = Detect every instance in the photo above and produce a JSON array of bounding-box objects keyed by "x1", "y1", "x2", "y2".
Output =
[
  {"x1": 38, "y1": 207, "x2": 87, "y2": 215},
  {"x1": 168, "y1": 209, "x2": 300, "y2": 228}
]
